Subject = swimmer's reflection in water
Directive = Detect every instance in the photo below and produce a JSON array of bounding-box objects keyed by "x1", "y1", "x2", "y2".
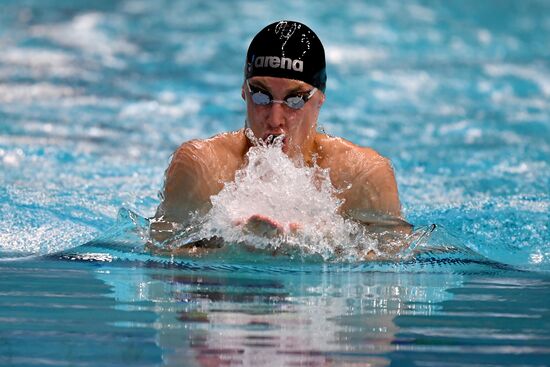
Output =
[
  {"x1": 149, "y1": 271, "x2": 409, "y2": 367},
  {"x1": 148, "y1": 20, "x2": 412, "y2": 259}
]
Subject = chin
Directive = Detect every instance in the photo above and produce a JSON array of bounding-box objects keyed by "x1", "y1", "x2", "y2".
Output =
[{"x1": 281, "y1": 141, "x2": 289, "y2": 154}]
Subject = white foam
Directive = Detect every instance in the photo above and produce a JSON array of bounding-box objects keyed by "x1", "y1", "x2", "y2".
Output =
[
  {"x1": 464, "y1": 128, "x2": 482, "y2": 144},
  {"x1": 118, "y1": 97, "x2": 201, "y2": 120},
  {"x1": 121, "y1": 0, "x2": 154, "y2": 14},
  {"x1": 477, "y1": 29, "x2": 492, "y2": 45},
  {"x1": 175, "y1": 42, "x2": 217, "y2": 65},
  {"x1": 353, "y1": 23, "x2": 397, "y2": 42},
  {"x1": 529, "y1": 249, "x2": 548, "y2": 265},
  {"x1": 325, "y1": 45, "x2": 388, "y2": 65},
  {"x1": 492, "y1": 161, "x2": 548, "y2": 183},
  {"x1": 30, "y1": 12, "x2": 138, "y2": 68},
  {"x1": 194, "y1": 131, "x2": 386, "y2": 260},
  {"x1": 407, "y1": 4, "x2": 436, "y2": 23},
  {"x1": 507, "y1": 197, "x2": 549, "y2": 214},
  {"x1": 0, "y1": 83, "x2": 77, "y2": 103},
  {"x1": 484, "y1": 63, "x2": 550, "y2": 97},
  {"x1": 347, "y1": 3, "x2": 386, "y2": 20},
  {"x1": 0, "y1": 47, "x2": 80, "y2": 78},
  {"x1": 370, "y1": 70, "x2": 436, "y2": 100},
  {"x1": 0, "y1": 204, "x2": 97, "y2": 255},
  {"x1": 438, "y1": 120, "x2": 470, "y2": 134}
]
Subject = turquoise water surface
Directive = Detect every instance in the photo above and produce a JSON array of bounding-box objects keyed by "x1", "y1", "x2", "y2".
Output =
[{"x1": 1, "y1": 0, "x2": 549, "y2": 366}]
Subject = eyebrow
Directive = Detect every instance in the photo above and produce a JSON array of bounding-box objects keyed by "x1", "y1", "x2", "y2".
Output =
[{"x1": 249, "y1": 81, "x2": 310, "y2": 95}]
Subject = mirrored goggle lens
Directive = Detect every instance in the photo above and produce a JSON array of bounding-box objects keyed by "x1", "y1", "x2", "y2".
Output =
[
  {"x1": 251, "y1": 91, "x2": 305, "y2": 109},
  {"x1": 251, "y1": 91, "x2": 272, "y2": 105},
  {"x1": 284, "y1": 96, "x2": 305, "y2": 109}
]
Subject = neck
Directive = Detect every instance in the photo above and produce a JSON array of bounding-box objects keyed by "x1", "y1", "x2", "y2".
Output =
[
  {"x1": 297, "y1": 132, "x2": 319, "y2": 167},
  {"x1": 241, "y1": 129, "x2": 320, "y2": 166}
]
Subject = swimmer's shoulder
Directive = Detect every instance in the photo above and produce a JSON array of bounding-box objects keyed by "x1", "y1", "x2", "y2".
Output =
[
  {"x1": 315, "y1": 133, "x2": 401, "y2": 216},
  {"x1": 166, "y1": 129, "x2": 249, "y2": 190},
  {"x1": 162, "y1": 130, "x2": 248, "y2": 216},
  {"x1": 172, "y1": 129, "x2": 248, "y2": 166},
  {"x1": 315, "y1": 133, "x2": 384, "y2": 167}
]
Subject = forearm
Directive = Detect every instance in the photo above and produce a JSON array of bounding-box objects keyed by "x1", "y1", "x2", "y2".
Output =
[
  {"x1": 345, "y1": 208, "x2": 412, "y2": 234},
  {"x1": 149, "y1": 216, "x2": 180, "y2": 243}
]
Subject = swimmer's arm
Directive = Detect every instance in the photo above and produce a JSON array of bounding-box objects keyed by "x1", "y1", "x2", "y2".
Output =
[
  {"x1": 149, "y1": 142, "x2": 217, "y2": 242},
  {"x1": 341, "y1": 150, "x2": 411, "y2": 233}
]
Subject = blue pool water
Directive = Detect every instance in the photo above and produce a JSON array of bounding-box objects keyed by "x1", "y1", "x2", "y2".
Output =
[{"x1": 1, "y1": 0, "x2": 549, "y2": 366}]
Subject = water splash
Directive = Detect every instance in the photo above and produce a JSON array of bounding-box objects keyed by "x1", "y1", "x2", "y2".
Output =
[
  {"x1": 61, "y1": 209, "x2": 520, "y2": 274},
  {"x1": 151, "y1": 130, "x2": 408, "y2": 261}
]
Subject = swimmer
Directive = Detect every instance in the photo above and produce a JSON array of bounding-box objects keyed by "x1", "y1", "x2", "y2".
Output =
[{"x1": 149, "y1": 20, "x2": 410, "y2": 252}]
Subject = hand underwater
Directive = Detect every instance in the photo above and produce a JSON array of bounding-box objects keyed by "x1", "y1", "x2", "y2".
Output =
[{"x1": 235, "y1": 214, "x2": 301, "y2": 238}]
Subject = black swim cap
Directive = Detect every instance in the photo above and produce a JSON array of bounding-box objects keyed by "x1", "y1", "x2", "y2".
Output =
[{"x1": 245, "y1": 21, "x2": 327, "y2": 93}]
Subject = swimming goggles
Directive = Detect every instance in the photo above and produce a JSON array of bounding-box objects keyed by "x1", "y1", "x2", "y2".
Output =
[{"x1": 246, "y1": 80, "x2": 317, "y2": 110}]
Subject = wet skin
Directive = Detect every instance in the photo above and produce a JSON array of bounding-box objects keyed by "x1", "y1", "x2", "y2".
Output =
[
  {"x1": 243, "y1": 76, "x2": 324, "y2": 161},
  {"x1": 150, "y1": 76, "x2": 408, "y2": 249}
]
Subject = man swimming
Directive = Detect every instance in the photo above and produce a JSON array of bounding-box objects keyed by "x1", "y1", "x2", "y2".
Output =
[{"x1": 150, "y1": 20, "x2": 409, "y2": 249}]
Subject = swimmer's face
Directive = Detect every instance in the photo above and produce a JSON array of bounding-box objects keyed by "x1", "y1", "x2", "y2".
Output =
[{"x1": 243, "y1": 76, "x2": 325, "y2": 158}]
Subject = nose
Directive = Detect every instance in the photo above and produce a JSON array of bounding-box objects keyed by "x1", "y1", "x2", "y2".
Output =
[{"x1": 266, "y1": 102, "x2": 285, "y2": 129}]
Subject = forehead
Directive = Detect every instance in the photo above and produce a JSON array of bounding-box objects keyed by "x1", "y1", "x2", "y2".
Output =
[{"x1": 248, "y1": 76, "x2": 313, "y2": 92}]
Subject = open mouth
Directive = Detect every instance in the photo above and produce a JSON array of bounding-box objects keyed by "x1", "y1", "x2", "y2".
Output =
[{"x1": 263, "y1": 134, "x2": 286, "y2": 147}]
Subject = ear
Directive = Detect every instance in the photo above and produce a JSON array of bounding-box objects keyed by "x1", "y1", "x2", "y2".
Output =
[{"x1": 317, "y1": 92, "x2": 326, "y2": 109}]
